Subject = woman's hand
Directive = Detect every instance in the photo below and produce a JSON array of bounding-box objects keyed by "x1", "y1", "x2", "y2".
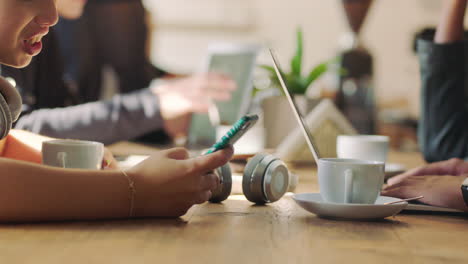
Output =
[
  {"x1": 384, "y1": 158, "x2": 468, "y2": 211},
  {"x1": 102, "y1": 147, "x2": 118, "y2": 169},
  {"x1": 126, "y1": 146, "x2": 233, "y2": 217},
  {"x1": 387, "y1": 158, "x2": 468, "y2": 186},
  {"x1": 382, "y1": 174, "x2": 468, "y2": 211}
]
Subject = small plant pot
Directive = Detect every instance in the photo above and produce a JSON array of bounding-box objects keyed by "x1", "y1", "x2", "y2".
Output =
[{"x1": 261, "y1": 95, "x2": 320, "y2": 148}]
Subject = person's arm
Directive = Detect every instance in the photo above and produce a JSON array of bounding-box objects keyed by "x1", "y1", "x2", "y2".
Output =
[
  {"x1": 435, "y1": 0, "x2": 467, "y2": 43},
  {"x1": 15, "y1": 73, "x2": 235, "y2": 144},
  {"x1": 0, "y1": 130, "x2": 52, "y2": 164},
  {"x1": 0, "y1": 158, "x2": 130, "y2": 222},
  {"x1": 0, "y1": 146, "x2": 233, "y2": 222},
  {"x1": 383, "y1": 174, "x2": 468, "y2": 211},
  {"x1": 14, "y1": 88, "x2": 165, "y2": 145},
  {"x1": 0, "y1": 130, "x2": 118, "y2": 169},
  {"x1": 0, "y1": 130, "x2": 50, "y2": 163},
  {"x1": 417, "y1": 0, "x2": 468, "y2": 162},
  {"x1": 384, "y1": 158, "x2": 468, "y2": 211}
]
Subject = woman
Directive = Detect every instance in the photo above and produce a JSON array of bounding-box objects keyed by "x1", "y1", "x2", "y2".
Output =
[
  {"x1": 0, "y1": 0, "x2": 233, "y2": 222},
  {"x1": 416, "y1": 0, "x2": 468, "y2": 162}
]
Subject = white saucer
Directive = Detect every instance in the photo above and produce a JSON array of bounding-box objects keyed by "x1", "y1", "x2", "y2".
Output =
[{"x1": 292, "y1": 193, "x2": 407, "y2": 220}]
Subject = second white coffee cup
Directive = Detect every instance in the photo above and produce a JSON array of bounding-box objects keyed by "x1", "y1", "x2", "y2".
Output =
[
  {"x1": 318, "y1": 158, "x2": 385, "y2": 204},
  {"x1": 337, "y1": 135, "x2": 389, "y2": 163},
  {"x1": 42, "y1": 139, "x2": 104, "y2": 169}
]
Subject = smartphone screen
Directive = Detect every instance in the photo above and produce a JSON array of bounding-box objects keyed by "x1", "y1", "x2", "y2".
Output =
[{"x1": 204, "y1": 114, "x2": 258, "y2": 154}]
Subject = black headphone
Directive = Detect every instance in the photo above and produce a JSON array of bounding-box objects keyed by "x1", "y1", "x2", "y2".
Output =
[
  {"x1": 0, "y1": 77, "x2": 23, "y2": 139},
  {"x1": 210, "y1": 153, "x2": 290, "y2": 204}
]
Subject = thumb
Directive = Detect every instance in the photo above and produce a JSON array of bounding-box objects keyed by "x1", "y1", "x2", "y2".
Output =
[{"x1": 188, "y1": 146, "x2": 234, "y2": 174}]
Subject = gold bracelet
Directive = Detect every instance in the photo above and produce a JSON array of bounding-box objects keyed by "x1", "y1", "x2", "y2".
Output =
[{"x1": 121, "y1": 169, "x2": 136, "y2": 218}]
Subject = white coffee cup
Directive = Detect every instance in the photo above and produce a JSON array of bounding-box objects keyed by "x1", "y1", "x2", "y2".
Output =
[
  {"x1": 318, "y1": 158, "x2": 385, "y2": 204},
  {"x1": 336, "y1": 135, "x2": 389, "y2": 163},
  {"x1": 42, "y1": 139, "x2": 104, "y2": 169}
]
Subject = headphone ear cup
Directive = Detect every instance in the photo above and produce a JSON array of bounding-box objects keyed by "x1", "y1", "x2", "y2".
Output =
[
  {"x1": 243, "y1": 154, "x2": 278, "y2": 204},
  {"x1": 242, "y1": 153, "x2": 267, "y2": 202},
  {"x1": 0, "y1": 93, "x2": 12, "y2": 139},
  {"x1": 243, "y1": 153, "x2": 267, "y2": 184},
  {"x1": 261, "y1": 159, "x2": 289, "y2": 203},
  {"x1": 209, "y1": 164, "x2": 232, "y2": 203},
  {"x1": 0, "y1": 77, "x2": 22, "y2": 122}
]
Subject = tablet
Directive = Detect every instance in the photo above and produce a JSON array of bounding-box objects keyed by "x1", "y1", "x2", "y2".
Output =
[{"x1": 187, "y1": 43, "x2": 260, "y2": 147}]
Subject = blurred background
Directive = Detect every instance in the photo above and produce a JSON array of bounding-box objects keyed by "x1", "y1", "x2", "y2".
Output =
[
  {"x1": 145, "y1": 0, "x2": 434, "y2": 111},
  {"x1": 138, "y1": 0, "x2": 460, "y2": 152}
]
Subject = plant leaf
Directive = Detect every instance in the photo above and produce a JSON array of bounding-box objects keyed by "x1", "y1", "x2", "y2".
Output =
[
  {"x1": 290, "y1": 28, "x2": 303, "y2": 77},
  {"x1": 304, "y1": 62, "x2": 328, "y2": 88},
  {"x1": 259, "y1": 64, "x2": 286, "y2": 87},
  {"x1": 259, "y1": 65, "x2": 277, "y2": 76},
  {"x1": 285, "y1": 73, "x2": 303, "y2": 94}
]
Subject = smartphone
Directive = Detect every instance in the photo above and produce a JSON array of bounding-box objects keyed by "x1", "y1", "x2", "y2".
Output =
[{"x1": 204, "y1": 114, "x2": 259, "y2": 154}]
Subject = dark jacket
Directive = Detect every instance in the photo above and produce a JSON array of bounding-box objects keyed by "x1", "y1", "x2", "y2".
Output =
[
  {"x1": 417, "y1": 34, "x2": 468, "y2": 162},
  {"x1": 63, "y1": 0, "x2": 167, "y2": 100}
]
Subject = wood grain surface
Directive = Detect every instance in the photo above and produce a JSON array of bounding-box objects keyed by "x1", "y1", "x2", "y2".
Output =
[{"x1": 2, "y1": 144, "x2": 466, "y2": 264}]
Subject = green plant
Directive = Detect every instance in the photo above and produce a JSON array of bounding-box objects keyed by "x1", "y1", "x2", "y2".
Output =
[{"x1": 260, "y1": 28, "x2": 331, "y2": 95}]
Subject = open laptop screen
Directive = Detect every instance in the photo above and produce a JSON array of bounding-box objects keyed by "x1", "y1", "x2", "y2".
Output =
[{"x1": 269, "y1": 48, "x2": 320, "y2": 161}]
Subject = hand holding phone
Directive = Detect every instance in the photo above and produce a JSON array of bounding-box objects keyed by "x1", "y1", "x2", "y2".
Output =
[{"x1": 204, "y1": 114, "x2": 259, "y2": 154}]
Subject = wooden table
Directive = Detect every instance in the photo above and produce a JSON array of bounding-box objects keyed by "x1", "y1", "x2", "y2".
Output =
[{"x1": 1, "y1": 144, "x2": 468, "y2": 264}]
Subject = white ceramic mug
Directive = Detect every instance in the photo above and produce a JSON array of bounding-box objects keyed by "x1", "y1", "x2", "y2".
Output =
[
  {"x1": 318, "y1": 158, "x2": 385, "y2": 204},
  {"x1": 336, "y1": 135, "x2": 389, "y2": 163},
  {"x1": 42, "y1": 139, "x2": 104, "y2": 169}
]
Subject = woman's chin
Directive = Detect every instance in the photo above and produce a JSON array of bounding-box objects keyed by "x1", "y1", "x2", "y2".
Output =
[{"x1": 4, "y1": 56, "x2": 33, "y2": 69}]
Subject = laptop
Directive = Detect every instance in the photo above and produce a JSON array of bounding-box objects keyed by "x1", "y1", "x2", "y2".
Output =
[
  {"x1": 269, "y1": 48, "x2": 465, "y2": 214},
  {"x1": 268, "y1": 49, "x2": 321, "y2": 162}
]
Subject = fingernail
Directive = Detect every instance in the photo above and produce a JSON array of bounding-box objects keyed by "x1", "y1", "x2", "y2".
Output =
[{"x1": 103, "y1": 159, "x2": 112, "y2": 167}]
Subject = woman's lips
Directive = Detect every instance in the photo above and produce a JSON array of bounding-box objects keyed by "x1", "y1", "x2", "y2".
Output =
[
  {"x1": 22, "y1": 39, "x2": 43, "y2": 56},
  {"x1": 22, "y1": 29, "x2": 48, "y2": 56}
]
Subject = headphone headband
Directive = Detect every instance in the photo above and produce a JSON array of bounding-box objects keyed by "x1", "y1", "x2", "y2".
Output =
[{"x1": 0, "y1": 77, "x2": 23, "y2": 139}]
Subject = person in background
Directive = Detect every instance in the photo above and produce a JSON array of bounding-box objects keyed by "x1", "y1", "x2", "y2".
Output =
[
  {"x1": 416, "y1": 0, "x2": 468, "y2": 163},
  {"x1": 0, "y1": 0, "x2": 233, "y2": 222},
  {"x1": 383, "y1": 0, "x2": 468, "y2": 211},
  {"x1": 56, "y1": 0, "x2": 164, "y2": 98},
  {"x1": 1, "y1": 0, "x2": 236, "y2": 145}
]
